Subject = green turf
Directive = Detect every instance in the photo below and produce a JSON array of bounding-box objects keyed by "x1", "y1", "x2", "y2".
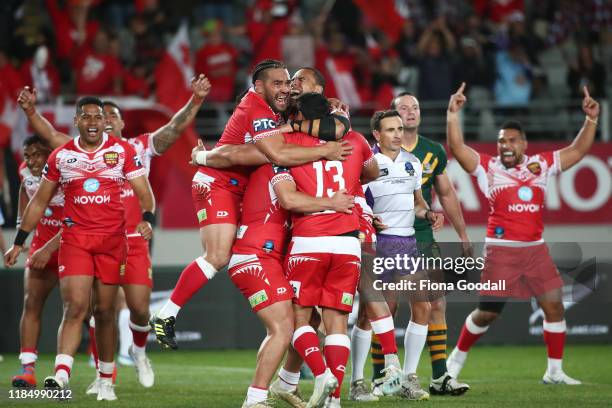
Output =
[{"x1": 0, "y1": 345, "x2": 611, "y2": 407}]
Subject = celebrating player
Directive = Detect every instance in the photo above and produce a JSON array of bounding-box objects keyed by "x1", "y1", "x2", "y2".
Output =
[
  {"x1": 10, "y1": 135, "x2": 64, "y2": 388},
  {"x1": 445, "y1": 83, "x2": 599, "y2": 384},
  {"x1": 5, "y1": 97, "x2": 155, "y2": 401},
  {"x1": 151, "y1": 60, "x2": 351, "y2": 349},
  {"x1": 17, "y1": 75, "x2": 211, "y2": 390},
  {"x1": 272, "y1": 92, "x2": 377, "y2": 408}
]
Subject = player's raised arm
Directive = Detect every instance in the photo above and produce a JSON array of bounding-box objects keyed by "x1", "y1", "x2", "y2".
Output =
[
  {"x1": 446, "y1": 83, "x2": 479, "y2": 173},
  {"x1": 272, "y1": 171, "x2": 354, "y2": 214},
  {"x1": 5, "y1": 178, "x2": 58, "y2": 266},
  {"x1": 150, "y1": 74, "x2": 211, "y2": 154},
  {"x1": 191, "y1": 140, "x2": 269, "y2": 168},
  {"x1": 18, "y1": 87, "x2": 71, "y2": 149},
  {"x1": 558, "y1": 86, "x2": 600, "y2": 171},
  {"x1": 434, "y1": 172, "x2": 469, "y2": 242},
  {"x1": 414, "y1": 189, "x2": 444, "y2": 231}
]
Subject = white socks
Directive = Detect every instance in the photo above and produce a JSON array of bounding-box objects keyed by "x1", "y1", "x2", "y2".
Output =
[
  {"x1": 158, "y1": 299, "x2": 181, "y2": 320},
  {"x1": 350, "y1": 325, "x2": 372, "y2": 382},
  {"x1": 118, "y1": 308, "x2": 131, "y2": 357},
  {"x1": 403, "y1": 321, "x2": 428, "y2": 375}
]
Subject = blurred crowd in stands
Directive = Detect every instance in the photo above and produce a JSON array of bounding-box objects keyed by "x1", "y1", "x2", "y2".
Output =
[{"x1": 0, "y1": 0, "x2": 609, "y2": 110}]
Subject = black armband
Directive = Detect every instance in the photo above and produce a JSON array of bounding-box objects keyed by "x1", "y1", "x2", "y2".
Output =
[
  {"x1": 291, "y1": 120, "x2": 303, "y2": 132},
  {"x1": 317, "y1": 115, "x2": 337, "y2": 141},
  {"x1": 332, "y1": 113, "x2": 350, "y2": 137},
  {"x1": 14, "y1": 229, "x2": 30, "y2": 246},
  {"x1": 142, "y1": 211, "x2": 155, "y2": 226}
]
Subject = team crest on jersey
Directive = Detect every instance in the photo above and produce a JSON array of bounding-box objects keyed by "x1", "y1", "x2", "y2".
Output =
[
  {"x1": 405, "y1": 162, "x2": 415, "y2": 176},
  {"x1": 527, "y1": 162, "x2": 542, "y2": 176},
  {"x1": 103, "y1": 151, "x2": 119, "y2": 167}
]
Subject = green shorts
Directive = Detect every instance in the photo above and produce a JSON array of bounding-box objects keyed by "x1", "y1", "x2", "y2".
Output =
[{"x1": 415, "y1": 228, "x2": 441, "y2": 258}]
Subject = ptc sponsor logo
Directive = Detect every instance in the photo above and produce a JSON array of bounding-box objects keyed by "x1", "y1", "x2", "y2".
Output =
[
  {"x1": 508, "y1": 203, "x2": 540, "y2": 213},
  {"x1": 197, "y1": 209, "x2": 207, "y2": 222},
  {"x1": 518, "y1": 186, "x2": 533, "y2": 202},
  {"x1": 103, "y1": 151, "x2": 119, "y2": 166},
  {"x1": 253, "y1": 118, "x2": 276, "y2": 133},
  {"x1": 341, "y1": 292, "x2": 354, "y2": 306},
  {"x1": 248, "y1": 289, "x2": 269, "y2": 308},
  {"x1": 74, "y1": 195, "x2": 111, "y2": 204},
  {"x1": 83, "y1": 178, "x2": 100, "y2": 193}
]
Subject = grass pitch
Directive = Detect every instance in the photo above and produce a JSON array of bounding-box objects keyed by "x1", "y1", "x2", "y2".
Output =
[{"x1": 0, "y1": 345, "x2": 610, "y2": 407}]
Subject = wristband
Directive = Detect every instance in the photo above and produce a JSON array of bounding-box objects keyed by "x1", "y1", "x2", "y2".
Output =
[
  {"x1": 195, "y1": 150, "x2": 208, "y2": 166},
  {"x1": 142, "y1": 211, "x2": 155, "y2": 226},
  {"x1": 14, "y1": 229, "x2": 30, "y2": 246},
  {"x1": 585, "y1": 116, "x2": 598, "y2": 125}
]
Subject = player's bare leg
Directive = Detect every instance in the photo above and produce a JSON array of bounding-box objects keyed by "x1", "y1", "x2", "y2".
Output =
[
  {"x1": 242, "y1": 300, "x2": 294, "y2": 407},
  {"x1": 152, "y1": 224, "x2": 234, "y2": 349},
  {"x1": 270, "y1": 311, "x2": 320, "y2": 407},
  {"x1": 537, "y1": 288, "x2": 580, "y2": 385},
  {"x1": 45, "y1": 275, "x2": 94, "y2": 389},
  {"x1": 123, "y1": 283, "x2": 154, "y2": 387},
  {"x1": 13, "y1": 267, "x2": 58, "y2": 388}
]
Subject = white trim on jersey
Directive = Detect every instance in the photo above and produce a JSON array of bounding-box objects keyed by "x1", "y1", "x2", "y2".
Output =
[{"x1": 290, "y1": 236, "x2": 361, "y2": 257}]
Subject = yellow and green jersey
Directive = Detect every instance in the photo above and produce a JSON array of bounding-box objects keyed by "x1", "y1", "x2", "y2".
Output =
[{"x1": 402, "y1": 135, "x2": 448, "y2": 240}]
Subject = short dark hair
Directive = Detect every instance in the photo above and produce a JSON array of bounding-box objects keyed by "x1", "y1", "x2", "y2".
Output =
[
  {"x1": 500, "y1": 120, "x2": 526, "y2": 138},
  {"x1": 102, "y1": 100, "x2": 123, "y2": 117},
  {"x1": 23, "y1": 134, "x2": 51, "y2": 149},
  {"x1": 300, "y1": 67, "x2": 326, "y2": 90},
  {"x1": 296, "y1": 92, "x2": 330, "y2": 120},
  {"x1": 371, "y1": 110, "x2": 401, "y2": 131},
  {"x1": 76, "y1": 96, "x2": 103, "y2": 115},
  {"x1": 251, "y1": 59, "x2": 287, "y2": 84},
  {"x1": 390, "y1": 91, "x2": 415, "y2": 109}
]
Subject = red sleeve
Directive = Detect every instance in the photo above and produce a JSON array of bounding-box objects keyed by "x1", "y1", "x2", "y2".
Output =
[
  {"x1": 122, "y1": 141, "x2": 146, "y2": 179},
  {"x1": 42, "y1": 148, "x2": 60, "y2": 183},
  {"x1": 538, "y1": 150, "x2": 562, "y2": 175}
]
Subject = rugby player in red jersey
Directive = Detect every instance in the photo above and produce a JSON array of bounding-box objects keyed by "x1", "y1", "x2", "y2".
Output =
[
  {"x1": 10, "y1": 136, "x2": 64, "y2": 388},
  {"x1": 446, "y1": 83, "x2": 599, "y2": 385},
  {"x1": 5, "y1": 97, "x2": 155, "y2": 401},
  {"x1": 151, "y1": 60, "x2": 352, "y2": 349},
  {"x1": 17, "y1": 75, "x2": 211, "y2": 389},
  {"x1": 271, "y1": 92, "x2": 377, "y2": 408}
]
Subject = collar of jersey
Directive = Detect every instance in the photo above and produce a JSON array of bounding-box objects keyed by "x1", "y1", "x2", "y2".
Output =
[
  {"x1": 401, "y1": 134, "x2": 419, "y2": 152},
  {"x1": 74, "y1": 132, "x2": 109, "y2": 154}
]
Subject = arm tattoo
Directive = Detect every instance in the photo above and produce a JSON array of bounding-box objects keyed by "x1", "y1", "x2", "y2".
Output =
[{"x1": 152, "y1": 97, "x2": 201, "y2": 154}]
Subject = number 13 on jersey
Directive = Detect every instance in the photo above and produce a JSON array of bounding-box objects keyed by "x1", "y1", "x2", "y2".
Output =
[{"x1": 313, "y1": 161, "x2": 346, "y2": 197}]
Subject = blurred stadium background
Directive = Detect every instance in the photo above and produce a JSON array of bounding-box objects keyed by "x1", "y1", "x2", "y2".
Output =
[{"x1": 0, "y1": 0, "x2": 610, "y2": 405}]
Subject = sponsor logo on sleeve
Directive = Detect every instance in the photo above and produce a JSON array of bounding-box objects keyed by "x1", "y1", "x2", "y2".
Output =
[
  {"x1": 253, "y1": 118, "x2": 276, "y2": 133},
  {"x1": 133, "y1": 155, "x2": 143, "y2": 167},
  {"x1": 380, "y1": 168, "x2": 389, "y2": 177}
]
